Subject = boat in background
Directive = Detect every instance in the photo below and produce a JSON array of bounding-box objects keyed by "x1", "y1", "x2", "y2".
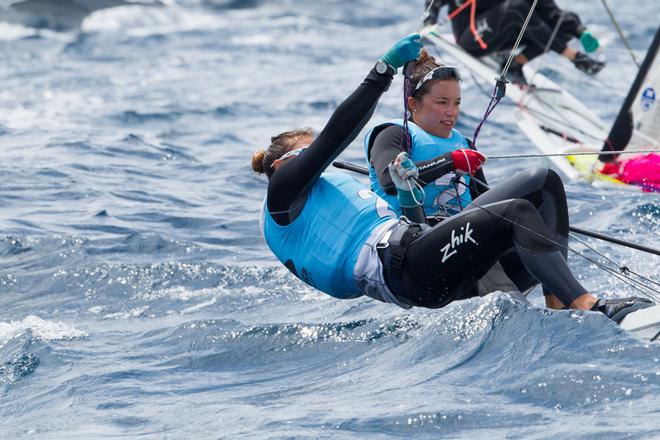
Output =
[
  {"x1": 421, "y1": 25, "x2": 659, "y2": 192},
  {"x1": 620, "y1": 304, "x2": 660, "y2": 341},
  {"x1": 589, "y1": 26, "x2": 660, "y2": 192}
]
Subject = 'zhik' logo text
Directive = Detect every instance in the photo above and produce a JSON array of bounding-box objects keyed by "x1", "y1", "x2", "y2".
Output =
[{"x1": 441, "y1": 222, "x2": 477, "y2": 263}]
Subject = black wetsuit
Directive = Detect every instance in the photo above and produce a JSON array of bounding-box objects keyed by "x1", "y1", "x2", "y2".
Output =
[
  {"x1": 368, "y1": 123, "x2": 576, "y2": 306},
  {"x1": 268, "y1": 68, "x2": 586, "y2": 309},
  {"x1": 426, "y1": 0, "x2": 585, "y2": 60},
  {"x1": 267, "y1": 67, "x2": 393, "y2": 226}
]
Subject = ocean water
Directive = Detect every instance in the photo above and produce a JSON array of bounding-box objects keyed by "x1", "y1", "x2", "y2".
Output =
[{"x1": 0, "y1": 0, "x2": 659, "y2": 438}]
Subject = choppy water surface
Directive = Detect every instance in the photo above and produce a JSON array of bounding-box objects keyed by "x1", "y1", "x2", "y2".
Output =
[{"x1": 0, "y1": 1, "x2": 658, "y2": 438}]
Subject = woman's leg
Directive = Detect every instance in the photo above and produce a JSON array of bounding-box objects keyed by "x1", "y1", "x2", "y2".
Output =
[
  {"x1": 473, "y1": 168, "x2": 569, "y2": 252},
  {"x1": 395, "y1": 198, "x2": 587, "y2": 309},
  {"x1": 471, "y1": 168, "x2": 571, "y2": 307}
]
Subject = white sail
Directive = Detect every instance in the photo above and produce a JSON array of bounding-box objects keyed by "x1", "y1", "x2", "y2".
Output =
[{"x1": 629, "y1": 35, "x2": 660, "y2": 149}]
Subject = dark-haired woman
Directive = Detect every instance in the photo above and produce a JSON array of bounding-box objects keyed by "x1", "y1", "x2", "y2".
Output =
[
  {"x1": 253, "y1": 35, "x2": 651, "y2": 321},
  {"x1": 364, "y1": 50, "x2": 650, "y2": 316}
]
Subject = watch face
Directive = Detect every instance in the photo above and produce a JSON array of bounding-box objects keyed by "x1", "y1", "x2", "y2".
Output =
[{"x1": 376, "y1": 60, "x2": 388, "y2": 74}]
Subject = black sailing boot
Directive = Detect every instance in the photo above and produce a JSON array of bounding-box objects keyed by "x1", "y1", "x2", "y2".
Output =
[
  {"x1": 573, "y1": 52, "x2": 606, "y2": 75},
  {"x1": 591, "y1": 297, "x2": 653, "y2": 323}
]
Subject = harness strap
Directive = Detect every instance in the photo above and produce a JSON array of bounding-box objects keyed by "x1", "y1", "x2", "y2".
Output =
[
  {"x1": 447, "y1": 0, "x2": 488, "y2": 50},
  {"x1": 385, "y1": 222, "x2": 422, "y2": 279},
  {"x1": 469, "y1": 0, "x2": 488, "y2": 49},
  {"x1": 447, "y1": 0, "x2": 472, "y2": 20}
]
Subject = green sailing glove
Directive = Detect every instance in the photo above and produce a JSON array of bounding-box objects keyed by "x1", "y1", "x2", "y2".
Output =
[
  {"x1": 580, "y1": 31, "x2": 600, "y2": 53},
  {"x1": 381, "y1": 33, "x2": 423, "y2": 70}
]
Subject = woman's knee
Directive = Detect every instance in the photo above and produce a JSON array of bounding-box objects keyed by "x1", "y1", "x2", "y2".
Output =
[
  {"x1": 518, "y1": 167, "x2": 566, "y2": 195},
  {"x1": 505, "y1": 198, "x2": 538, "y2": 221},
  {"x1": 505, "y1": 199, "x2": 558, "y2": 252},
  {"x1": 543, "y1": 168, "x2": 566, "y2": 195},
  {"x1": 522, "y1": 166, "x2": 551, "y2": 184}
]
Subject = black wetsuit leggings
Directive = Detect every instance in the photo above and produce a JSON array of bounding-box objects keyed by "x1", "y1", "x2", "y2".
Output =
[
  {"x1": 456, "y1": 0, "x2": 573, "y2": 60},
  {"x1": 474, "y1": 167, "x2": 569, "y2": 295},
  {"x1": 386, "y1": 168, "x2": 585, "y2": 308}
]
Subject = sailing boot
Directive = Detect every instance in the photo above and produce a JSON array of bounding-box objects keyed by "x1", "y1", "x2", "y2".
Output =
[
  {"x1": 591, "y1": 296, "x2": 653, "y2": 323},
  {"x1": 572, "y1": 52, "x2": 606, "y2": 75}
]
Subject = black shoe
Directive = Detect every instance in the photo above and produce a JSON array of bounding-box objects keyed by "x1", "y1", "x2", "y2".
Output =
[
  {"x1": 573, "y1": 52, "x2": 605, "y2": 75},
  {"x1": 591, "y1": 297, "x2": 653, "y2": 324},
  {"x1": 502, "y1": 60, "x2": 528, "y2": 85}
]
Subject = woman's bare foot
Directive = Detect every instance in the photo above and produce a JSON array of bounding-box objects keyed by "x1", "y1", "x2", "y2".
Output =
[
  {"x1": 545, "y1": 294, "x2": 567, "y2": 310},
  {"x1": 569, "y1": 293, "x2": 599, "y2": 310}
]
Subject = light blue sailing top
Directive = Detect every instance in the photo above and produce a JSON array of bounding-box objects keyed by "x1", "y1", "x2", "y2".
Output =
[
  {"x1": 262, "y1": 172, "x2": 397, "y2": 299},
  {"x1": 364, "y1": 119, "x2": 472, "y2": 216}
]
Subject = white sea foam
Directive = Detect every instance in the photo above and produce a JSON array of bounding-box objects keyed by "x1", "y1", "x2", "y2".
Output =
[
  {"x1": 82, "y1": 4, "x2": 226, "y2": 36},
  {"x1": 0, "y1": 21, "x2": 34, "y2": 40},
  {"x1": 103, "y1": 306, "x2": 151, "y2": 320},
  {"x1": 0, "y1": 315, "x2": 87, "y2": 347}
]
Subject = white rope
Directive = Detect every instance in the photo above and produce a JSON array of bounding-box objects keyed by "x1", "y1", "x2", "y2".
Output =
[{"x1": 406, "y1": 178, "x2": 425, "y2": 206}]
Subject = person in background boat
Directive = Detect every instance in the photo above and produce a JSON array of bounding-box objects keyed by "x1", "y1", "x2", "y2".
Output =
[
  {"x1": 423, "y1": 0, "x2": 605, "y2": 85},
  {"x1": 251, "y1": 34, "x2": 652, "y2": 322},
  {"x1": 599, "y1": 154, "x2": 660, "y2": 192},
  {"x1": 364, "y1": 49, "x2": 651, "y2": 316}
]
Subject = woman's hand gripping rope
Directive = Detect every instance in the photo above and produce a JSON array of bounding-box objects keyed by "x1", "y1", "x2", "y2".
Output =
[
  {"x1": 451, "y1": 148, "x2": 486, "y2": 176},
  {"x1": 388, "y1": 152, "x2": 425, "y2": 208}
]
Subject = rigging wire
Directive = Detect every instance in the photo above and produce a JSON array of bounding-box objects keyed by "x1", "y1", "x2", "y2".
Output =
[
  {"x1": 498, "y1": 0, "x2": 540, "y2": 77},
  {"x1": 542, "y1": 11, "x2": 564, "y2": 55},
  {"x1": 419, "y1": 0, "x2": 437, "y2": 32},
  {"x1": 519, "y1": 105, "x2": 604, "y2": 142},
  {"x1": 486, "y1": 149, "x2": 660, "y2": 159},
  {"x1": 472, "y1": 0, "x2": 540, "y2": 146},
  {"x1": 524, "y1": 11, "x2": 565, "y2": 87},
  {"x1": 570, "y1": 232, "x2": 660, "y2": 295},
  {"x1": 519, "y1": 87, "x2": 599, "y2": 138},
  {"x1": 600, "y1": 0, "x2": 640, "y2": 67}
]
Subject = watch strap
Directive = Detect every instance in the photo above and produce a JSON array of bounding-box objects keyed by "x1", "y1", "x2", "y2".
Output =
[{"x1": 376, "y1": 59, "x2": 396, "y2": 75}]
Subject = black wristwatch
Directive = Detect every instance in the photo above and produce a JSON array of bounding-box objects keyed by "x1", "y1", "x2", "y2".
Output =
[{"x1": 375, "y1": 59, "x2": 395, "y2": 75}]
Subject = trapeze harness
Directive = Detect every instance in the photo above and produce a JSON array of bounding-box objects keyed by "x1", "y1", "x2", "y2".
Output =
[{"x1": 364, "y1": 120, "x2": 472, "y2": 216}]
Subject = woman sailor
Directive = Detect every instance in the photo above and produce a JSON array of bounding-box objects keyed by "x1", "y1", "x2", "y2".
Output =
[
  {"x1": 252, "y1": 34, "x2": 652, "y2": 321},
  {"x1": 365, "y1": 49, "x2": 578, "y2": 310}
]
